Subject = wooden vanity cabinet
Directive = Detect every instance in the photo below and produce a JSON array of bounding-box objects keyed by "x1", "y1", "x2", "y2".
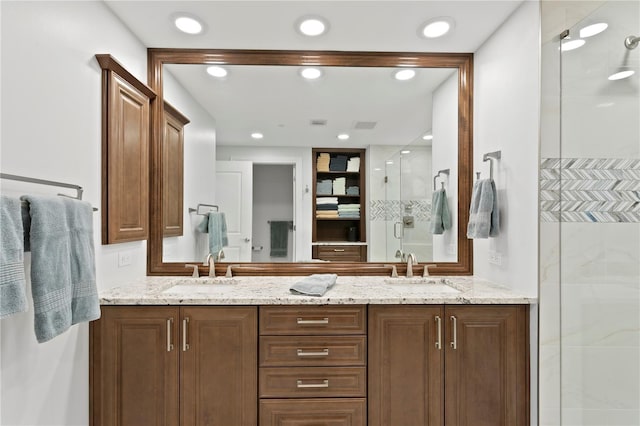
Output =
[
  {"x1": 90, "y1": 306, "x2": 257, "y2": 426},
  {"x1": 368, "y1": 305, "x2": 529, "y2": 426},
  {"x1": 259, "y1": 305, "x2": 367, "y2": 426}
]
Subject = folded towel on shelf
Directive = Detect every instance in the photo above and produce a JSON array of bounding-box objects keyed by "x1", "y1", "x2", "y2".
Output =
[
  {"x1": 333, "y1": 177, "x2": 346, "y2": 195},
  {"x1": 316, "y1": 211, "x2": 339, "y2": 218},
  {"x1": 346, "y1": 157, "x2": 360, "y2": 172},
  {"x1": 290, "y1": 274, "x2": 338, "y2": 296},
  {"x1": 338, "y1": 204, "x2": 360, "y2": 210},
  {"x1": 316, "y1": 197, "x2": 339, "y2": 205},
  {"x1": 346, "y1": 186, "x2": 360, "y2": 196},
  {"x1": 270, "y1": 221, "x2": 289, "y2": 258},
  {"x1": 21, "y1": 195, "x2": 100, "y2": 343},
  {"x1": 430, "y1": 188, "x2": 452, "y2": 235},
  {"x1": 0, "y1": 196, "x2": 28, "y2": 319},
  {"x1": 329, "y1": 155, "x2": 348, "y2": 171},
  {"x1": 466, "y1": 179, "x2": 500, "y2": 239},
  {"x1": 316, "y1": 204, "x2": 339, "y2": 211},
  {"x1": 316, "y1": 179, "x2": 333, "y2": 195},
  {"x1": 198, "y1": 212, "x2": 229, "y2": 255},
  {"x1": 317, "y1": 153, "x2": 331, "y2": 172}
]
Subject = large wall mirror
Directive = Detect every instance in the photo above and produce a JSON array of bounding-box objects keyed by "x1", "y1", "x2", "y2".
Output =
[{"x1": 148, "y1": 49, "x2": 472, "y2": 276}]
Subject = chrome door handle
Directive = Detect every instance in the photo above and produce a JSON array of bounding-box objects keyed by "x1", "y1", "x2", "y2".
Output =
[
  {"x1": 296, "y1": 379, "x2": 329, "y2": 388},
  {"x1": 297, "y1": 349, "x2": 329, "y2": 357},
  {"x1": 393, "y1": 222, "x2": 404, "y2": 239},
  {"x1": 435, "y1": 315, "x2": 442, "y2": 350},
  {"x1": 296, "y1": 317, "x2": 329, "y2": 325},
  {"x1": 182, "y1": 317, "x2": 190, "y2": 351},
  {"x1": 450, "y1": 315, "x2": 457, "y2": 349},
  {"x1": 166, "y1": 318, "x2": 174, "y2": 352},
  {"x1": 244, "y1": 238, "x2": 251, "y2": 242}
]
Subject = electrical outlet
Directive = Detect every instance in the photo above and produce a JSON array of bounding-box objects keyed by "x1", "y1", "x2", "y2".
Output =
[{"x1": 118, "y1": 251, "x2": 132, "y2": 267}]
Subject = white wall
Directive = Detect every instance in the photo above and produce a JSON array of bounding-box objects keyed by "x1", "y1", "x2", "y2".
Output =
[
  {"x1": 473, "y1": 0, "x2": 540, "y2": 298},
  {"x1": 432, "y1": 72, "x2": 459, "y2": 262},
  {"x1": 472, "y1": 3, "x2": 540, "y2": 424},
  {"x1": 216, "y1": 145, "x2": 312, "y2": 261},
  {"x1": 0, "y1": 2, "x2": 206, "y2": 425}
]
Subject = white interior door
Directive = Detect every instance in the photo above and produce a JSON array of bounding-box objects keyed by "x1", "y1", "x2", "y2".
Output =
[{"x1": 215, "y1": 160, "x2": 253, "y2": 262}]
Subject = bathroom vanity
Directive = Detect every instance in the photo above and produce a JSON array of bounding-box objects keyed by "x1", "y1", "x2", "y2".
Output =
[{"x1": 90, "y1": 276, "x2": 533, "y2": 426}]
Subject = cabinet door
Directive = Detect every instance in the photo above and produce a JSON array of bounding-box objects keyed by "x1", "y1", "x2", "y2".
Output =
[
  {"x1": 180, "y1": 307, "x2": 257, "y2": 426},
  {"x1": 368, "y1": 306, "x2": 444, "y2": 426},
  {"x1": 91, "y1": 306, "x2": 180, "y2": 426},
  {"x1": 444, "y1": 305, "x2": 529, "y2": 426}
]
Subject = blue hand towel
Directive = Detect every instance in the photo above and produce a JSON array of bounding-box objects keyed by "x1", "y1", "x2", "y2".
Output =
[
  {"x1": 198, "y1": 212, "x2": 228, "y2": 255},
  {"x1": 270, "y1": 221, "x2": 289, "y2": 258},
  {"x1": 21, "y1": 195, "x2": 100, "y2": 342},
  {"x1": 430, "y1": 188, "x2": 452, "y2": 235},
  {"x1": 290, "y1": 274, "x2": 337, "y2": 296},
  {"x1": 466, "y1": 179, "x2": 500, "y2": 239},
  {"x1": 0, "y1": 196, "x2": 28, "y2": 319}
]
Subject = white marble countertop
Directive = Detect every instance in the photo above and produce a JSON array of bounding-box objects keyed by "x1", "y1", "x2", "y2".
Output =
[{"x1": 99, "y1": 275, "x2": 536, "y2": 305}]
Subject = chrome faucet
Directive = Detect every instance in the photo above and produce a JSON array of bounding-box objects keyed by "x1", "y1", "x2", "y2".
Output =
[
  {"x1": 406, "y1": 253, "x2": 417, "y2": 278},
  {"x1": 384, "y1": 264, "x2": 399, "y2": 278},
  {"x1": 225, "y1": 264, "x2": 239, "y2": 278},
  {"x1": 423, "y1": 264, "x2": 432, "y2": 277}
]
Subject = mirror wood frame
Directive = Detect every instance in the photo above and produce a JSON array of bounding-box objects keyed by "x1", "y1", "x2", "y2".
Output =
[{"x1": 147, "y1": 48, "x2": 473, "y2": 276}]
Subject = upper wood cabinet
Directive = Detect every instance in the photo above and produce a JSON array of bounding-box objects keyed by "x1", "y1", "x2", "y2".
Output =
[
  {"x1": 162, "y1": 102, "x2": 189, "y2": 237},
  {"x1": 97, "y1": 54, "x2": 156, "y2": 244}
]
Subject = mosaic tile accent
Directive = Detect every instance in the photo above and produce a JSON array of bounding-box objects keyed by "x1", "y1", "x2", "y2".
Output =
[
  {"x1": 540, "y1": 158, "x2": 640, "y2": 223},
  {"x1": 370, "y1": 200, "x2": 432, "y2": 221}
]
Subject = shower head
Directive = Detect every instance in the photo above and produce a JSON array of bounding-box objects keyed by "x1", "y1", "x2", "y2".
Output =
[{"x1": 625, "y1": 35, "x2": 639, "y2": 50}]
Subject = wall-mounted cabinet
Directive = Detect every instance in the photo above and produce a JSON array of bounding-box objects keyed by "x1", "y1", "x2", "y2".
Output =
[
  {"x1": 96, "y1": 54, "x2": 155, "y2": 244},
  {"x1": 162, "y1": 102, "x2": 189, "y2": 237},
  {"x1": 312, "y1": 148, "x2": 367, "y2": 261}
]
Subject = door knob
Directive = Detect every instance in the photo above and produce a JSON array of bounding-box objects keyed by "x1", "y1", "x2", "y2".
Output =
[{"x1": 244, "y1": 238, "x2": 251, "y2": 242}]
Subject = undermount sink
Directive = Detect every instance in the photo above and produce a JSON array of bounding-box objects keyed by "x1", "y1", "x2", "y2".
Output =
[
  {"x1": 162, "y1": 278, "x2": 238, "y2": 294},
  {"x1": 383, "y1": 277, "x2": 460, "y2": 293}
]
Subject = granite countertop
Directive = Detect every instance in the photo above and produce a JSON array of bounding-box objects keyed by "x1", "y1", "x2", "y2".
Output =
[{"x1": 99, "y1": 275, "x2": 536, "y2": 306}]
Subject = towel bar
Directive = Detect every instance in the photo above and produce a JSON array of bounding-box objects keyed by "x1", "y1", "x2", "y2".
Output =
[
  {"x1": 480, "y1": 151, "x2": 502, "y2": 180},
  {"x1": 1, "y1": 173, "x2": 98, "y2": 211},
  {"x1": 189, "y1": 203, "x2": 219, "y2": 215},
  {"x1": 433, "y1": 169, "x2": 450, "y2": 190}
]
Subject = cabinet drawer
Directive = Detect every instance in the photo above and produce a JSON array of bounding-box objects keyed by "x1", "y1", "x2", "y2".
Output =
[
  {"x1": 260, "y1": 398, "x2": 366, "y2": 426},
  {"x1": 315, "y1": 245, "x2": 364, "y2": 261},
  {"x1": 260, "y1": 335, "x2": 366, "y2": 367},
  {"x1": 260, "y1": 367, "x2": 366, "y2": 398},
  {"x1": 260, "y1": 306, "x2": 366, "y2": 335}
]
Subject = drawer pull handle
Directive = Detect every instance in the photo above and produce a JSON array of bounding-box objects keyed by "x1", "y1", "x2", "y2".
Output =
[
  {"x1": 297, "y1": 348, "x2": 329, "y2": 357},
  {"x1": 166, "y1": 318, "x2": 174, "y2": 352},
  {"x1": 333, "y1": 249, "x2": 345, "y2": 252},
  {"x1": 296, "y1": 317, "x2": 329, "y2": 325},
  {"x1": 296, "y1": 379, "x2": 329, "y2": 388},
  {"x1": 450, "y1": 315, "x2": 457, "y2": 350},
  {"x1": 435, "y1": 315, "x2": 442, "y2": 350}
]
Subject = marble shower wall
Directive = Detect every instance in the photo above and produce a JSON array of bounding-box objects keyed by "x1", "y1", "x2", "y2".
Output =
[{"x1": 539, "y1": 1, "x2": 640, "y2": 425}]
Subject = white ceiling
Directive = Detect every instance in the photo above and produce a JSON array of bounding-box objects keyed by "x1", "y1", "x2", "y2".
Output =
[{"x1": 105, "y1": 1, "x2": 524, "y2": 147}]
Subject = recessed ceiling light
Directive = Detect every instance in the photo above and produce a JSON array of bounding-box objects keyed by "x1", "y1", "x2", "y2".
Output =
[
  {"x1": 401, "y1": 150, "x2": 411, "y2": 154},
  {"x1": 579, "y1": 22, "x2": 608, "y2": 38},
  {"x1": 394, "y1": 69, "x2": 416, "y2": 81},
  {"x1": 561, "y1": 39, "x2": 586, "y2": 51},
  {"x1": 297, "y1": 16, "x2": 328, "y2": 36},
  {"x1": 251, "y1": 132, "x2": 264, "y2": 139},
  {"x1": 206, "y1": 66, "x2": 227, "y2": 78},
  {"x1": 337, "y1": 133, "x2": 350, "y2": 140},
  {"x1": 608, "y1": 69, "x2": 635, "y2": 81},
  {"x1": 420, "y1": 17, "x2": 455, "y2": 39},
  {"x1": 300, "y1": 67, "x2": 323, "y2": 80},
  {"x1": 174, "y1": 14, "x2": 204, "y2": 35},
  {"x1": 422, "y1": 134, "x2": 433, "y2": 140},
  {"x1": 386, "y1": 161, "x2": 394, "y2": 165}
]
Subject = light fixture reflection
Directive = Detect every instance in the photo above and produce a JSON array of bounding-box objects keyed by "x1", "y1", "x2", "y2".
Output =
[
  {"x1": 394, "y1": 69, "x2": 416, "y2": 81},
  {"x1": 206, "y1": 66, "x2": 227, "y2": 77},
  {"x1": 337, "y1": 133, "x2": 350, "y2": 140},
  {"x1": 251, "y1": 132, "x2": 264, "y2": 139},
  {"x1": 300, "y1": 67, "x2": 322, "y2": 80},
  {"x1": 298, "y1": 17, "x2": 328, "y2": 36},
  {"x1": 608, "y1": 69, "x2": 635, "y2": 81},
  {"x1": 579, "y1": 23, "x2": 608, "y2": 38},
  {"x1": 561, "y1": 39, "x2": 586, "y2": 51},
  {"x1": 422, "y1": 134, "x2": 433, "y2": 140}
]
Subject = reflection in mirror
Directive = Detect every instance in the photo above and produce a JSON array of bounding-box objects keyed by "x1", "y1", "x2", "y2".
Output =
[{"x1": 160, "y1": 64, "x2": 459, "y2": 264}]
